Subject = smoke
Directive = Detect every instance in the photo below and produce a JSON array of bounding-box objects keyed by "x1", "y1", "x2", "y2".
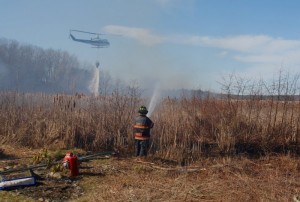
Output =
[
  {"x1": 0, "y1": 62, "x2": 7, "y2": 75},
  {"x1": 147, "y1": 82, "x2": 161, "y2": 117},
  {"x1": 88, "y1": 66, "x2": 100, "y2": 96},
  {"x1": 0, "y1": 62, "x2": 11, "y2": 89}
]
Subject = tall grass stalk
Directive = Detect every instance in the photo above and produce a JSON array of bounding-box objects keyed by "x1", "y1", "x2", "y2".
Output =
[{"x1": 0, "y1": 72, "x2": 299, "y2": 162}]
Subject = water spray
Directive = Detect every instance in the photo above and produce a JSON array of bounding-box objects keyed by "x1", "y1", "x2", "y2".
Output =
[
  {"x1": 147, "y1": 82, "x2": 161, "y2": 117},
  {"x1": 88, "y1": 61, "x2": 100, "y2": 96}
]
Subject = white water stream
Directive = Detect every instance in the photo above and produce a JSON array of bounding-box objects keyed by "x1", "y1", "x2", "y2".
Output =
[
  {"x1": 147, "y1": 82, "x2": 161, "y2": 117},
  {"x1": 88, "y1": 66, "x2": 100, "y2": 96}
]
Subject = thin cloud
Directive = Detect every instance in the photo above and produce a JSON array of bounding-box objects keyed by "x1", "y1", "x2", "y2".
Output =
[
  {"x1": 104, "y1": 25, "x2": 300, "y2": 67},
  {"x1": 169, "y1": 34, "x2": 300, "y2": 55},
  {"x1": 234, "y1": 54, "x2": 284, "y2": 63},
  {"x1": 235, "y1": 50, "x2": 300, "y2": 64},
  {"x1": 156, "y1": 0, "x2": 172, "y2": 6},
  {"x1": 173, "y1": 34, "x2": 300, "y2": 67},
  {"x1": 179, "y1": 35, "x2": 272, "y2": 53},
  {"x1": 103, "y1": 25, "x2": 165, "y2": 46},
  {"x1": 105, "y1": 25, "x2": 300, "y2": 54},
  {"x1": 218, "y1": 51, "x2": 228, "y2": 57}
]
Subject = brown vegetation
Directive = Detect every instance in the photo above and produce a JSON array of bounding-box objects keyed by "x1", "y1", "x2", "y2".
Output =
[
  {"x1": 0, "y1": 72, "x2": 300, "y2": 201},
  {"x1": 0, "y1": 72, "x2": 299, "y2": 163}
]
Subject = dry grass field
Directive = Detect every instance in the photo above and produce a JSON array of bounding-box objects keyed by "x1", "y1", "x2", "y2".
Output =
[{"x1": 0, "y1": 86, "x2": 299, "y2": 201}]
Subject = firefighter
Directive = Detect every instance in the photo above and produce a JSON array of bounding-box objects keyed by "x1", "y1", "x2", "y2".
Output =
[{"x1": 133, "y1": 106, "x2": 154, "y2": 158}]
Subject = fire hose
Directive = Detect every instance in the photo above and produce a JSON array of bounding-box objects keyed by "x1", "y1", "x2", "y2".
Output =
[{"x1": 0, "y1": 151, "x2": 116, "y2": 175}]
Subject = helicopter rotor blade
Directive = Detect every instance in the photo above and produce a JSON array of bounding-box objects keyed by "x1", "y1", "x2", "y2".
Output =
[{"x1": 70, "y1": 29, "x2": 105, "y2": 35}]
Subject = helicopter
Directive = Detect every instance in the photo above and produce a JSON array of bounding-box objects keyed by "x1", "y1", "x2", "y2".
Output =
[{"x1": 69, "y1": 29, "x2": 110, "y2": 48}]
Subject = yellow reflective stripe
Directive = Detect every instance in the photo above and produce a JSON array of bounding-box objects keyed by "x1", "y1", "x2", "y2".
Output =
[
  {"x1": 133, "y1": 124, "x2": 149, "y2": 129},
  {"x1": 135, "y1": 133, "x2": 143, "y2": 137},
  {"x1": 134, "y1": 136, "x2": 150, "y2": 140}
]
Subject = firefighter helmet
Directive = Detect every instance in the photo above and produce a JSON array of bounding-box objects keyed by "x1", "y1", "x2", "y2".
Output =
[{"x1": 138, "y1": 106, "x2": 148, "y2": 114}]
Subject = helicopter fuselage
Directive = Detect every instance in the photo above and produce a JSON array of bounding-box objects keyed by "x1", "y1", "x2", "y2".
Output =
[{"x1": 70, "y1": 34, "x2": 110, "y2": 48}]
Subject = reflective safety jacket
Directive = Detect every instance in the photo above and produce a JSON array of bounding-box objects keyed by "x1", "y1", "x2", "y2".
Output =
[{"x1": 133, "y1": 115, "x2": 154, "y2": 140}]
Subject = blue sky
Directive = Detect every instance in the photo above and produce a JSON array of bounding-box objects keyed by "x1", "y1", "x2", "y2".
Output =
[{"x1": 1, "y1": 0, "x2": 300, "y2": 91}]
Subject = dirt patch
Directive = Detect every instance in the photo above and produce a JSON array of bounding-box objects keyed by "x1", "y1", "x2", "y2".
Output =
[
  {"x1": 0, "y1": 145, "x2": 85, "y2": 201},
  {"x1": 12, "y1": 176, "x2": 84, "y2": 202},
  {"x1": 0, "y1": 166, "x2": 84, "y2": 202}
]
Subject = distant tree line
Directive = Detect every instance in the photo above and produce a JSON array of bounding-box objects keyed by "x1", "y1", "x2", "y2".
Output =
[{"x1": 0, "y1": 38, "x2": 94, "y2": 93}]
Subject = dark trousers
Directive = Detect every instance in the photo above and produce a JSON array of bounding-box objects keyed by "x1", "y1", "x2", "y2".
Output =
[{"x1": 135, "y1": 139, "x2": 149, "y2": 157}]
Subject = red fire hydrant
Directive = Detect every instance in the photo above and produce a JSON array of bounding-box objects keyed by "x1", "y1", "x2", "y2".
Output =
[{"x1": 62, "y1": 152, "x2": 79, "y2": 177}]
